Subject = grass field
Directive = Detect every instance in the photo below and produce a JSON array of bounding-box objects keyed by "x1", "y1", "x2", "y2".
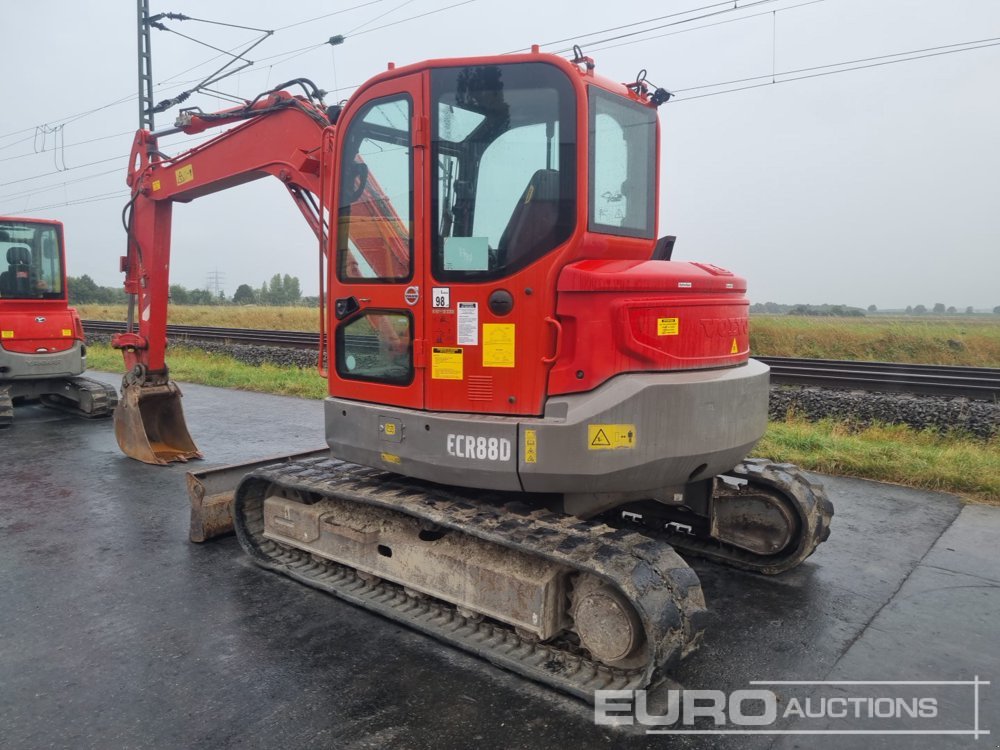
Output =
[
  {"x1": 79, "y1": 305, "x2": 1000, "y2": 366},
  {"x1": 78, "y1": 304, "x2": 319, "y2": 332},
  {"x1": 750, "y1": 315, "x2": 1000, "y2": 366}
]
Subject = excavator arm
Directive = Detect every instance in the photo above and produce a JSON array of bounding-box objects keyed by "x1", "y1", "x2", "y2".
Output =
[{"x1": 113, "y1": 90, "x2": 332, "y2": 464}]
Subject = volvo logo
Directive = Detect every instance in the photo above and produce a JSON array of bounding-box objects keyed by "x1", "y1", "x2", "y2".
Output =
[{"x1": 700, "y1": 317, "x2": 748, "y2": 337}]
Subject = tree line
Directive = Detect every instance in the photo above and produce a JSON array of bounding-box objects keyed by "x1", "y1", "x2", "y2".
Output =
[{"x1": 67, "y1": 274, "x2": 314, "y2": 306}]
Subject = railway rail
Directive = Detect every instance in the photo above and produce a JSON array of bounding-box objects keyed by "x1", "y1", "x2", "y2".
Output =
[{"x1": 83, "y1": 320, "x2": 1000, "y2": 401}]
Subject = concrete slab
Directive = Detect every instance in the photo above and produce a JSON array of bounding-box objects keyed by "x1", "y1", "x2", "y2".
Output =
[{"x1": 0, "y1": 374, "x2": 994, "y2": 749}]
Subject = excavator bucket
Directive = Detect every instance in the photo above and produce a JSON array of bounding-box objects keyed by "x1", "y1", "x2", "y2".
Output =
[{"x1": 114, "y1": 381, "x2": 202, "y2": 465}]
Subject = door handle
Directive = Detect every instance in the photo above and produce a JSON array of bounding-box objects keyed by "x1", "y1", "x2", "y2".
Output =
[
  {"x1": 334, "y1": 296, "x2": 360, "y2": 320},
  {"x1": 541, "y1": 316, "x2": 562, "y2": 364}
]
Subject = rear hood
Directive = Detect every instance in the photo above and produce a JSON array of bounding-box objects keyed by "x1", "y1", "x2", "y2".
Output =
[{"x1": 0, "y1": 306, "x2": 82, "y2": 354}]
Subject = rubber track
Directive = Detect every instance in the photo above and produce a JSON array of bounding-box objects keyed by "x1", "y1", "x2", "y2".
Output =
[
  {"x1": 638, "y1": 459, "x2": 834, "y2": 575},
  {"x1": 39, "y1": 377, "x2": 118, "y2": 419},
  {"x1": 0, "y1": 388, "x2": 12, "y2": 428},
  {"x1": 233, "y1": 457, "x2": 708, "y2": 701}
]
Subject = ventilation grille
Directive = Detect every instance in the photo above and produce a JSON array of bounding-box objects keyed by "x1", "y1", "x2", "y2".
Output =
[{"x1": 467, "y1": 375, "x2": 494, "y2": 401}]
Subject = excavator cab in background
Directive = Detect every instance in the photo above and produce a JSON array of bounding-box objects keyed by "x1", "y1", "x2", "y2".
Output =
[
  {"x1": 114, "y1": 50, "x2": 832, "y2": 700},
  {"x1": 0, "y1": 217, "x2": 118, "y2": 426}
]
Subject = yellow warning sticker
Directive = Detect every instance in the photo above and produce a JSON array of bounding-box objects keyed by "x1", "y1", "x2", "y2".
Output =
[
  {"x1": 62, "y1": 329, "x2": 72, "y2": 337},
  {"x1": 482, "y1": 324, "x2": 515, "y2": 368},
  {"x1": 383, "y1": 422, "x2": 397, "y2": 436},
  {"x1": 175, "y1": 164, "x2": 194, "y2": 186},
  {"x1": 588, "y1": 424, "x2": 637, "y2": 450},
  {"x1": 731, "y1": 338, "x2": 739, "y2": 354},
  {"x1": 380, "y1": 452, "x2": 401, "y2": 465},
  {"x1": 1, "y1": 330, "x2": 13, "y2": 339},
  {"x1": 152, "y1": 179, "x2": 161, "y2": 192},
  {"x1": 524, "y1": 429, "x2": 537, "y2": 464},
  {"x1": 431, "y1": 347, "x2": 463, "y2": 380},
  {"x1": 657, "y1": 317, "x2": 680, "y2": 336}
]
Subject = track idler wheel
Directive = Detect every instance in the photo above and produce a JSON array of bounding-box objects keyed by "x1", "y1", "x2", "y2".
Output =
[{"x1": 572, "y1": 575, "x2": 648, "y2": 670}]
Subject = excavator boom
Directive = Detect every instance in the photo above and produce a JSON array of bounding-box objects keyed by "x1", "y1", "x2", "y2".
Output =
[{"x1": 113, "y1": 89, "x2": 330, "y2": 463}]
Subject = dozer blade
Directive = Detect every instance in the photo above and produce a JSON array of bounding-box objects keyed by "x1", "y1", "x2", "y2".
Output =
[
  {"x1": 187, "y1": 449, "x2": 329, "y2": 542},
  {"x1": 114, "y1": 380, "x2": 202, "y2": 465}
]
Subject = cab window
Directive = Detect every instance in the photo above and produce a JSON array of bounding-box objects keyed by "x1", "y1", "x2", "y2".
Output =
[
  {"x1": 431, "y1": 62, "x2": 577, "y2": 281},
  {"x1": 588, "y1": 88, "x2": 657, "y2": 239}
]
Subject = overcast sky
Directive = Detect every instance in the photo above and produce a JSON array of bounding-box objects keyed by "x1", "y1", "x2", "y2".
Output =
[{"x1": 2, "y1": 0, "x2": 998, "y2": 309}]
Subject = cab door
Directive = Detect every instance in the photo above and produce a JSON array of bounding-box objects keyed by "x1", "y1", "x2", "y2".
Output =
[{"x1": 328, "y1": 74, "x2": 426, "y2": 410}]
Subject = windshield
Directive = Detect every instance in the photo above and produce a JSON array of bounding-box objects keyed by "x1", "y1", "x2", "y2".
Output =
[
  {"x1": 0, "y1": 220, "x2": 64, "y2": 300},
  {"x1": 431, "y1": 62, "x2": 577, "y2": 281}
]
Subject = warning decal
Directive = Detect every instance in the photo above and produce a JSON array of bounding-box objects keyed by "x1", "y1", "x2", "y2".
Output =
[
  {"x1": 175, "y1": 164, "x2": 194, "y2": 186},
  {"x1": 431, "y1": 347, "x2": 463, "y2": 380},
  {"x1": 524, "y1": 429, "x2": 537, "y2": 464},
  {"x1": 457, "y1": 302, "x2": 478, "y2": 345},
  {"x1": 657, "y1": 317, "x2": 680, "y2": 336},
  {"x1": 587, "y1": 424, "x2": 637, "y2": 450},
  {"x1": 482, "y1": 323, "x2": 515, "y2": 368},
  {"x1": 731, "y1": 338, "x2": 739, "y2": 354}
]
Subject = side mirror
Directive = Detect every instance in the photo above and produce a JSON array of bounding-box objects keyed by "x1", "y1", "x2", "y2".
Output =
[{"x1": 651, "y1": 235, "x2": 676, "y2": 261}]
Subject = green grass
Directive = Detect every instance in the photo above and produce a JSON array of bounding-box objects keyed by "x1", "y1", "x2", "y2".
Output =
[
  {"x1": 755, "y1": 416, "x2": 999, "y2": 505},
  {"x1": 87, "y1": 343, "x2": 327, "y2": 400},
  {"x1": 88, "y1": 342, "x2": 999, "y2": 505}
]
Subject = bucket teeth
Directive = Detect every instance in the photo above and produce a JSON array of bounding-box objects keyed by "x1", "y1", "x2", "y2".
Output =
[{"x1": 114, "y1": 381, "x2": 202, "y2": 465}]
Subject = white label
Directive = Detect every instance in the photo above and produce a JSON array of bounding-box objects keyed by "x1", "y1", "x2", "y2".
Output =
[
  {"x1": 446, "y1": 434, "x2": 512, "y2": 462},
  {"x1": 432, "y1": 287, "x2": 450, "y2": 309},
  {"x1": 443, "y1": 236, "x2": 489, "y2": 271},
  {"x1": 457, "y1": 302, "x2": 478, "y2": 345}
]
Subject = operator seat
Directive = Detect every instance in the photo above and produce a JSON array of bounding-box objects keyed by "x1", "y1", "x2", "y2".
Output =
[
  {"x1": 496, "y1": 169, "x2": 561, "y2": 269},
  {"x1": 6, "y1": 246, "x2": 31, "y2": 294}
]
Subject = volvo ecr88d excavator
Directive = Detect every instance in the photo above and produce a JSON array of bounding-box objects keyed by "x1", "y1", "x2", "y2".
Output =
[
  {"x1": 0, "y1": 216, "x2": 118, "y2": 426},
  {"x1": 114, "y1": 49, "x2": 832, "y2": 699}
]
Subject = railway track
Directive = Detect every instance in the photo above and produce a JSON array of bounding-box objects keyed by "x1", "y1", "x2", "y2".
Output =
[{"x1": 83, "y1": 320, "x2": 1000, "y2": 401}]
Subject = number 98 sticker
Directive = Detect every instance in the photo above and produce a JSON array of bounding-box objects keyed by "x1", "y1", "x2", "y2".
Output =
[{"x1": 432, "y1": 287, "x2": 450, "y2": 309}]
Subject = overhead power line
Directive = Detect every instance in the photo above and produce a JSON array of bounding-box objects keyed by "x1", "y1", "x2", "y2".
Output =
[
  {"x1": 501, "y1": 0, "x2": 795, "y2": 56},
  {"x1": 585, "y1": 0, "x2": 823, "y2": 55},
  {"x1": 506, "y1": 0, "x2": 740, "y2": 53},
  {"x1": 669, "y1": 36, "x2": 1000, "y2": 102}
]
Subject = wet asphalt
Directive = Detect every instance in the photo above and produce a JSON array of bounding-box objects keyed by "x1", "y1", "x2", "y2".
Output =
[{"x1": 0, "y1": 372, "x2": 996, "y2": 749}]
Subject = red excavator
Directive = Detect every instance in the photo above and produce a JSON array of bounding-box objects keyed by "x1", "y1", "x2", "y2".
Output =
[
  {"x1": 113, "y1": 49, "x2": 832, "y2": 699},
  {"x1": 0, "y1": 216, "x2": 117, "y2": 426}
]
